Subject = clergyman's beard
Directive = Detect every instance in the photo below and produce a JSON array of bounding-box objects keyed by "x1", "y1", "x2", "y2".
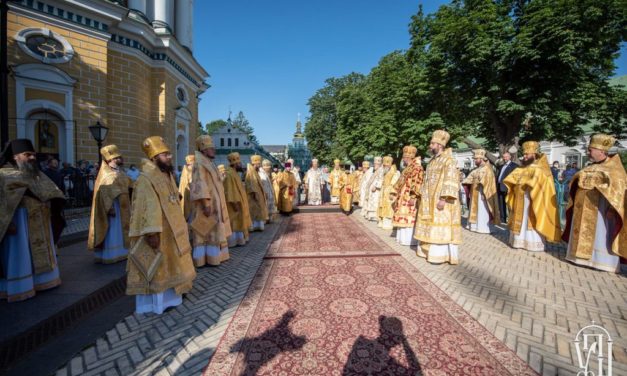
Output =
[
  {"x1": 521, "y1": 158, "x2": 534, "y2": 166},
  {"x1": 17, "y1": 159, "x2": 38, "y2": 177},
  {"x1": 155, "y1": 159, "x2": 174, "y2": 175}
]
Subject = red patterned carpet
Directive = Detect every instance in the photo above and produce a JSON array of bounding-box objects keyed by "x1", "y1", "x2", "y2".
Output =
[
  {"x1": 204, "y1": 213, "x2": 536, "y2": 375},
  {"x1": 266, "y1": 213, "x2": 396, "y2": 258}
]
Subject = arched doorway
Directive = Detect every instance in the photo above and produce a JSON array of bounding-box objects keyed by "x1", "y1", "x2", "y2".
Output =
[
  {"x1": 27, "y1": 110, "x2": 66, "y2": 165},
  {"x1": 176, "y1": 134, "x2": 186, "y2": 172}
]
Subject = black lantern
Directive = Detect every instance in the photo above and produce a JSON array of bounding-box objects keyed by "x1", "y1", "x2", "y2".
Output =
[{"x1": 88, "y1": 121, "x2": 109, "y2": 165}]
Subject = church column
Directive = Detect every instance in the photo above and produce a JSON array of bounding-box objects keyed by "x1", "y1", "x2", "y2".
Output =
[
  {"x1": 152, "y1": 0, "x2": 174, "y2": 35},
  {"x1": 175, "y1": 0, "x2": 193, "y2": 52}
]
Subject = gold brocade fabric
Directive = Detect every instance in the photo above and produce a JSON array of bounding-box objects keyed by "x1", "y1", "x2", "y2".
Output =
[
  {"x1": 245, "y1": 164, "x2": 269, "y2": 222},
  {"x1": 352, "y1": 171, "x2": 363, "y2": 203},
  {"x1": 462, "y1": 162, "x2": 500, "y2": 225},
  {"x1": 330, "y1": 168, "x2": 345, "y2": 197},
  {"x1": 378, "y1": 166, "x2": 400, "y2": 220},
  {"x1": 0, "y1": 166, "x2": 64, "y2": 274},
  {"x1": 272, "y1": 172, "x2": 281, "y2": 206},
  {"x1": 223, "y1": 167, "x2": 252, "y2": 232},
  {"x1": 189, "y1": 152, "x2": 232, "y2": 247},
  {"x1": 392, "y1": 159, "x2": 424, "y2": 227},
  {"x1": 413, "y1": 148, "x2": 462, "y2": 244},
  {"x1": 563, "y1": 155, "x2": 627, "y2": 259},
  {"x1": 339, "y1": 173, "x2": 354, "y2": 212},
  {"x1": 126, "y1": 159, "x2": 195, "y2": 295},
  {"x1": 88, "y1": 163, "x2": 132, "y2": 250},
  {"x1": 276, "y1": 171, "x2": 296, "y2": 213},
  {"x1": 503, "y1": 154, "x2": 561, "y2": 242},
  {"x1": 178, "y1": 165, "x2": 193, "y2": 220}
]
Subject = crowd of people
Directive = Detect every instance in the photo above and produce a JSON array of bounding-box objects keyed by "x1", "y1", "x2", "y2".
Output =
[{"x1": 0, "y1": 130, "x2": 624, "y2": 316}]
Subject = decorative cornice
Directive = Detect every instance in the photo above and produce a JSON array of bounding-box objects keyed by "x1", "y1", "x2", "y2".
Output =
[{"x1": 10, "y1": 0, "x2": 110, "y2": 32}]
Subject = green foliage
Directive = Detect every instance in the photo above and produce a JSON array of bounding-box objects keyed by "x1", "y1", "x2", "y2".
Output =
[
  {"x1": 305, "y1": 0, "x2": 626, "y2": 161},
  {"x1": 197, "y1": 121, "x2": 207, "y2": 136},
  {"x1": 205, "y1": 119, "x2": 227, "y2": 134},
  {"x1": 231, "y1": 111, "x2": 258, "y2": 144}
]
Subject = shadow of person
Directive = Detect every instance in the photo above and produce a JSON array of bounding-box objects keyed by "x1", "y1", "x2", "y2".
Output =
[
  {"x1": 229, "y1": 310, "x2": 306, "y2": 376},
  {"x1": 342, "y1": 316, "x2": 422, "y2": 376}
]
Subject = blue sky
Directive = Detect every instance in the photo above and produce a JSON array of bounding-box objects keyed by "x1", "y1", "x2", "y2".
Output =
[{"x1": 193, "y1": 1, "x2": 626, "y2": 146}]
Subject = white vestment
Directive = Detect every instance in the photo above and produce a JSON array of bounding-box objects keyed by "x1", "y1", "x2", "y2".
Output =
[
  {"x1": 508, "y1": 192, "x2": 545, "y2": 251},
  {"x1": 365, "y1": 169, "x2": 384, "y2": 221},
  {"x1": 259, "y1": 169, "x2": 277, "y2": 217},
  {"x1": 468, "y1": 186, "x2": 492, "y2": 234},
  {"x1": 304, "y1": 168, "x2": 323, "y2": 205},
  {"x1": 359, "y1": 167, "x2": 374, "y2": 208}
]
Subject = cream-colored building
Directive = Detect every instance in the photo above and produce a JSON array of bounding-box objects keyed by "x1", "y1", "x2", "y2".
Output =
[{"x1": 6, "y1": 0, "x2": 208, "y2": 170}]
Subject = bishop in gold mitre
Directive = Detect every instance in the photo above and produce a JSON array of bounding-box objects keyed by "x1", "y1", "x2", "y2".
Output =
[
  {"x1": 503, "y1": 141, "x2": 561, "y2": 252},
  {"x1": 462, "y1": 149, "x2": 500, "y2": 234},
  {"x1": 178, "y1": 154, "x2": 195, "y2": 221},
  {"x1": 127, "y1": 136, "x2": 196, "y2": 314},
  {"x1": 378, "y1": 156, "x2": 401, "y2": 230},
  {"x1": 189, "y1": 135, "x2": 232, "y2": 266},
  {"x1": 392, "y1": 146, "x2": 424, "y2": 245},
  {"x1": 414, "y1": 130, "x2": 462, "y2": 265},
  {"x1": 260, "y1": 159, "x2": 278, "y2": 222},
  {"x1": 276, "y1": 162, "x2": 297, "y2": 214},
  {"x1": 0, "y1": 139, "x2": 65, "y2": 302},
  {"x1": 223, "y1": 152, "x2": 252, "y2": 247},
  {"x1": 351, "y1": 162, "x2": 365, "y2": 205},
  {"x1": 88, "y1": 144, "x2": 133, "y2": 264},
  {"x1": 245, "y1": 155, "x2": 269, "y2": 231},
  {"x1": 329, "y1": 158, "x2": 345, "y2": 204},
  {"x1": 563, "y1": 134, "x2": 626, "y2": 272},
  {"x1": 339, "y1": 165, "x2": 354, "y2": 214}
]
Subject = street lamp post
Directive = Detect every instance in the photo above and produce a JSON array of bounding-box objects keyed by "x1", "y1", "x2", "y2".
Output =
[{"x1": 88, "y1": 121, "x2": 109, "y2": 165}]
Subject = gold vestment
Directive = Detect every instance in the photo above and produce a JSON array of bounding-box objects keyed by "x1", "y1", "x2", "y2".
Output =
[
  {"x1": 378, "y1": 166, "x2": 400, "y2": 220},
  {"x1": 88, "y1": 163, "x2": 132, "y2": 253},
  {"x1": 178, "y1": 164, "x2": 193, "y2": 220},
  {"x1": 392, "y1": 158, "x2": 424, "y2": 228},
  {"x1": 462, "y1": 162, "x2": 500, "y2": 225},
  {"x1": 245, "y1": 164, "x2": 269, "y2": 222},
  {"x1": 276, "y1": 171, "x2": 297, "y2": 213},
  {"x1": 330, "y1": 168, "x2": 344, "y2": 197},
  {"x1": 339, "y1": 172, "x2": 354, "y2": 212},
  {"x1": 126, "y1": 159, "x2": 196, "y2": 295},
  {"x1": 413, "y1": 148, "x2": 462, "y2": 244},
  {"x1": 352, "y1": 171, "x2": 363, "y2": 204},
  {"x1": 503, "y1": 154, "x2": 561, "y2": 243},
  {"x1": 223, "y1": 167, "x2": 252, "y2": 233},
  {"x1": 563, "y1": 155, "x2": 626, "y2": 259}
]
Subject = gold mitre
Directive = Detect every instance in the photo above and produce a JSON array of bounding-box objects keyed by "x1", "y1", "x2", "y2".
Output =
[
  {"x1": 262, "y1": 159, "x2": 272, "y2": 167},
  {"x1": 311, "y1": 158, "x2": 319, "y2": 164},
  {"x1": 100, "y1": 144, "x2": 121, "y2": 161},
  {"x1": 333, "y1": 158, "x2": 341, "y2": 165},
  {"x1": 185, "y1": 154, "x2": 195, "y2": 164},
  {"x1": 472, "y1": 149, "x2": 487, "y2": 160},
  {"x1": 402, "y1": 145, "x2": 417, "y2": 158},
  {"x1": 196, "y1": 135, "x2": 214, "y2": 151},
  {"x1": 362, "y1": 161, "x2": 370, "y2": 168},
  {"x1": 227, "y1": 152, "x2": 241, "y2": 164},
  {"x1": 589, "y1": 134, "x2": 615, "y2": 152},
  {"x1": 431, "y1": 130, "x2": 450, "y2": 146},
  {"x1": 383, "y1": 156, "x2": 394, "y2": 166},
  {"x1": 251, "y1": 155, "x2": 262, "y2": 164},
  {"x1": 142, "y1": 136, "x2": 170, "y2": 159},
  {"x1": 217, "y1": 164, "x2": 225, "y2": 173},
  {"x1": 521, "y1": 141, "x2": 540, "y2": 155}
]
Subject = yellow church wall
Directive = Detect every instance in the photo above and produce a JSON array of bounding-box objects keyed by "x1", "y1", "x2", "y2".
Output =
[{"x1": 25, "y1": 88, "x2": 66, "y2": 107}]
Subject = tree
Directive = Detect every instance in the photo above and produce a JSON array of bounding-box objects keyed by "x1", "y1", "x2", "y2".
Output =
[
  {"x1": 197, "y1": 121, "x2": 206, "y2": 136},
  {"x1": 232, "y1": 111, "x2": 258, "y2": 144},
  {"x1": 304, "y1": 73, "x2": 365, "y2": 165},
  {"x1": 409, "y1": 0, "x2": 626, "y2": 153},
  {"x1": 205, "y1": 119, "x2": 227, "y2": 135}
]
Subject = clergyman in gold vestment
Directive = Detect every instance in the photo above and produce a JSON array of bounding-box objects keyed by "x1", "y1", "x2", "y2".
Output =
[
  {"x1": 462, "y1": 149, "x2": 500, "y2": 234},
  {"x1": 378, "y1": 156, "x2": 400, "y2": 230},
  {"x1": 503, "y1": 141, "x2": 561, "y2": 252},
  {"x1": 127, "y1": 136, "x2": 196, "y2": 314},
  {"x1": 88, "y1": 144, "x2": 132, "y2": 264},
  {"x1": 392, "y1": 146, "x2": 423, "y2": 246},
  {"x1": 277, "y1": 162, "x2": 297, "y2": 214},
  {"x1": 339, "y1": 167, "x2": 354, "y2": 214},
  {"x1": 329, "y1": 159, "x2": 344, "y2": 204},
  {"x1": 0, "y1": 139, "x2": 65, "y2": 302},
  {"x1": 563, "y1": 134, "x2": 627, "y2": 272},
  {"x1": 178, "y1": 154, "x2": 195, "y2": 222},
  {"x1": 223, "y1": 152, "x2": 252, "y2": 247},
  {"x1": 414, "y1": 130, "x2": 462, "y2": 265},
  {"x1": 245, "y1": 155, "x2": 269, "y2": 231},
  {"x1": 190, "y1": 136, "x2": 232, "y2": 267}
]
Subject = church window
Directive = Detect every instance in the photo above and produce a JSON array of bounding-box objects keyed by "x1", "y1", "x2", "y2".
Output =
[
  {"x1": 16, "y1": 28, "x2": 74, "y2": 64},
  {"x1": 228, "y1": 138, "x2": 232, "y2": 147},
  {"x1": 220, "y1": 138, "x2": 224, "y2": 147},
  {"x1": 235, "y1": 138, "x2": 239, "y2": 147}
]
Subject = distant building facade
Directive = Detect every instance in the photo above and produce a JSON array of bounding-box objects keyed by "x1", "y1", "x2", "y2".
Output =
[
  {"x1": 261, "y1": 145, "x2": 288, "y2": 164},
  {"x1": 210, "y1": 118, "x2": 281, "y2": 167},
  {"x1": 286, "y1": 117, "x2": 311, "y2": 171}
]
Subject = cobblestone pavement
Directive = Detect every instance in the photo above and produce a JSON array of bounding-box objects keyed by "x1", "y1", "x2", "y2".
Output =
[
  {"x1": 54, "y1": 217, "x2": 284, "y2": 376},
  {"x1": 354, "y1": 211, "x2": 627, "y2": 376}
]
